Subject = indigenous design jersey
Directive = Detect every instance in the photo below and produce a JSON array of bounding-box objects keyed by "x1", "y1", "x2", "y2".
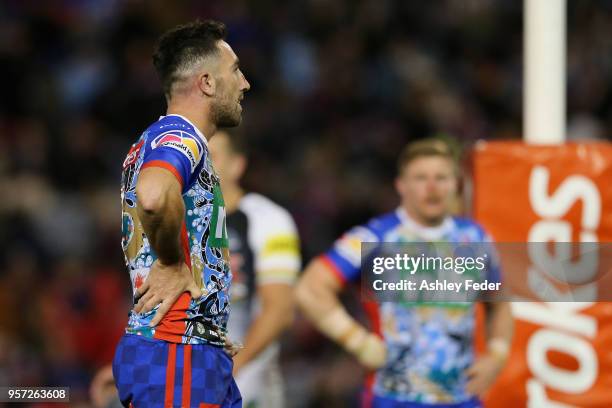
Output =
[
  {"x1": 120, "y1": 114, "x2": 231, "y2": 345},
  {"x1": 322, "y1": 208, "x2": 500, "y2": 404},
  {"x1": 226, "y1": 192, "x2": 301, "y2": 339}
]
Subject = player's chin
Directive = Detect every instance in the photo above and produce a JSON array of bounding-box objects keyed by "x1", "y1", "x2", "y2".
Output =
[
  {"x1": 218, "y1": 113, "x2": 242, "y2": 128},
  {"x1": 234, "y1": 106, "x2": 243, "y2": 123},
  {"x1": 421, "y1": 207, "x2": 447, "y2": 222},
  {"x1": 231, "y1": 112, "x2": 243, "y2": 126},
  {"x1": 230, "y1": 105, "x2": 243, "y2": 124}
]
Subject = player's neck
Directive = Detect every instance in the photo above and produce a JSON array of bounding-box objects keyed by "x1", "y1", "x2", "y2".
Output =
[
  {"x1": 166, "y1": 103, "x2": 216, "y2": 141},
  {"x1": 222, "y1": 184, "x2": 244, "y2": 213}
]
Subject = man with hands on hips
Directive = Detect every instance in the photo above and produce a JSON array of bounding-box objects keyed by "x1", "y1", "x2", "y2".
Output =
[{"x1": 113, "y1": 19, "x2": 250, "y2": 408}]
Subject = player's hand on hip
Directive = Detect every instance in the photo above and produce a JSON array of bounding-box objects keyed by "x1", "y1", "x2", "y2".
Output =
[
  {"x1": 134, "y1": 260, "x2": 202, "y2": 326},
  {"x1": 465, "y1": 353, "x2": 505, "y2": 396},
  {"x1": 349, "y1": 331, "x2": 387, "y2": 371},
  {"x1": 224, "y1": 337, "x2": 243, "y2": 358},
  {"x1": 319, "y1": 308, "x2": 387, "y2": 371}
]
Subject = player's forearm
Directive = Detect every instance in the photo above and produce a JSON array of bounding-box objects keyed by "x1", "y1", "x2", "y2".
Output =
[
  {"x1": 296, "y1": 275, "x2": 363, "y2": 348},
  {"x1": 295, "y1": 260, "x2": 344, "y2": 325},
  {"x1": 234, "y1": 284, "x2": 294, "y2": 370},
  {"x1": 140, "y1": 199, "x2": 184, "y2": 265},
  {"x1": 485, "y1": 302, "x2": 513, "y2": 361},
  {"x1": 233, "y1": 302, "x2": 293, "y2": 370},
  {"x1": 296, "y1": 259, "x2": 361, "y2": 340},
  {"x1": 296, "y1": 259, "x2": 386, "y2": 369},
  {"x1": 137, "y1": 171, "x2": 185, "y2": 265}
]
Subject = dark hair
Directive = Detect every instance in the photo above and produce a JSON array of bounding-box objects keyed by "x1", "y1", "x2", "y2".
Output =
[
  {"x1": 153, "y1": 19, "x2": 227, "y2": 98},
  {"x1": 217, "y1": 130, "x2": 247, "y2": 156},
  {"x1": 397, "y1": 138, "x2": 457, "y2": 174}
]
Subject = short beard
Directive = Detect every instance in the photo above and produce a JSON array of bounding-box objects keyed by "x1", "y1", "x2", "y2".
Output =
[{"x1": 211, "y1": 98, "x2": 241, "y2": 128}]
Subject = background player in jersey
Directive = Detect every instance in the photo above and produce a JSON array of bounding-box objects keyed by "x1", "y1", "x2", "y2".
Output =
[
  {"x1": 296, "y1": 139, "x2": 513, "y2": 407},
  {"x1": 113, "y1": 20, "x2": 250, "y2": 407},
  {"x1": 209, "y1": 130, "x2": 301, "y2": 408}
]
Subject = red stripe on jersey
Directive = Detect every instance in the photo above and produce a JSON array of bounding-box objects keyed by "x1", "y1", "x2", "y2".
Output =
[
  {"x1": 181, "y1": 222, "x2": 192, "y2": 268},
  {"x1": 153, "y1": 222, "x2": 192, "y2": 343},
  {"x1": 362, "y1": 373, "x2": 375, "y2": 408},
  {"x1": 153, "y1": 293, "x2": 190, "y2": 343},
  {"x1": 182, "y1": 345, "x2": 192, "y2": 407},
  {"x1": 362, "y1": 300, "x2": 382, "y2": 337},
  {"x1": 164, "y1": 343, "x2": 177, "y2": 407},
  {"x1": 361, "y1": 299, "x2": 382, "y2": 405},
  {"x1": 142, "y1": 160, "x2": 184, "y2": 189},
  {"x1": 319, "y1": 255, "x2": 348, "y2": 287}
]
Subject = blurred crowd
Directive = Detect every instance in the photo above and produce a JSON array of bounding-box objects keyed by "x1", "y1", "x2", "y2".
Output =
[{"x1": 1, "y1": 0, "x2": 611, "y2": 406}]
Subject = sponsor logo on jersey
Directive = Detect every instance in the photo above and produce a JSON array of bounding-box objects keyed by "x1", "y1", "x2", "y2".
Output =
[
  {"x1": 151, "y1": 131, "x2": 203, "y2": 170},
  {"x1": 335, "y1": 226, "x2": 379, "y2": 267},
  {"x1": 123, "y1": 139, "x2": 144, "y2": 168}
]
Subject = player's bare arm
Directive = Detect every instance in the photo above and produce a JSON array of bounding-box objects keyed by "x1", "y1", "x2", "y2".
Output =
[
  {"x1": 133, "y1": 166, "x2": 202, "y2": 326},
  {"x1": 296, "y1": 258, "x2": 386, "y2": 370},
  {"x1": 466, "y1": 302, "x2": 513, "y2": 396},
  {"x1": 233, "y1": 282, "x2": 295, "y2": 374}
]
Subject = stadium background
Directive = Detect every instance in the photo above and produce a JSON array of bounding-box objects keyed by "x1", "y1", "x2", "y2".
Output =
[{"x1": 1, "y1": 0, "x2": 611, "y2": 406}]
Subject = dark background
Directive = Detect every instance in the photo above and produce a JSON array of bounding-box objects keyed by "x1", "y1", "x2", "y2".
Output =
[{"x1": 1, "y1": 0, "x2": 611, "y2": 406}]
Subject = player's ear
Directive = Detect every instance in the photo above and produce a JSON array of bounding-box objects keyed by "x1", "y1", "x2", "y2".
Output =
[
  {"x1": 395, "y1": 176, "x2": 406, "y2": 197},
  {"x1": 450, "y1": 174, "x2": 459, "y2": 194},
  {"x1": 234, "y1": 155, "x2": 247, "y2": 180},
  {"x1": 198, "y1": 72, "x2": 215, "y2": 97}
]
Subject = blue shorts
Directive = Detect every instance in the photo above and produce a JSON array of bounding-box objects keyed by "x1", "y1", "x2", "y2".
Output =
[{"x1": 113, "y1": 334, "x2": 241, "y2": 408}]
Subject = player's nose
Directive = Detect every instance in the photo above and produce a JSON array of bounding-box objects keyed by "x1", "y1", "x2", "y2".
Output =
[{"x1": 240, "y1": 72, "x2": 250, "y2": 92}]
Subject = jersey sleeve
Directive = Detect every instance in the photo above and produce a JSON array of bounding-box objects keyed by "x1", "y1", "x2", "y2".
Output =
[
  {"x1": 142, "y1": 130, "x2": 205, "y2": 190},
  {"x1": 321, "y1": 224, "x2": 381, "y2": 285},
  {"x1": 256, "y1": 219, "x2": 301, "y2": 286},
  {"x1": 245, "y1": 198, "x2": 301, "y2": 286}
]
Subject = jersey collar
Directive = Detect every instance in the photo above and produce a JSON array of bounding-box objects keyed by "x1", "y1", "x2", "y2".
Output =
[
  {"x1": 161, "y1": 114, "x2": 208, "y2": 147},
  {"x1": 395, "y1": 207, "x2": 455, "y2": 241}
]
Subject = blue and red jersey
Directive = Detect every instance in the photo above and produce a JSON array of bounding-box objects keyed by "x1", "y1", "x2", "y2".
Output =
[
  {"x1": 120, "y1": 114, "x2": 231, "y2": 345},
  {"x1": 322, "y1": 208, "x2": 500, "y2": 406}
]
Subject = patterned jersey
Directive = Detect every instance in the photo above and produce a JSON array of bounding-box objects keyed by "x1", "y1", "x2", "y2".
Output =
[
  {"x1": 322, "y1": 208, "x2": 500, "y2": 404},
  {"x1": 120, "y1": 114, "x2": 231, "y2": 345}
]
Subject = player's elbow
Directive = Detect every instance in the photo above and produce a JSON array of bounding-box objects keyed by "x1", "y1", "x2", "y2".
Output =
[
  {"x1": 295, "y1": 272, "x2": 320, "y2": 313},
  {"x1": 136, "y1": 180, "x2": 166, "y2": 215},
  {"x1": 136, "y1": 168, "x2": 180, "y2": 215},
  {"x1": 138, "y1": 190, "x2": 164, "y2": 214},
  {"x1": 295, "y1": 278, "x2": 311, "y2": 310}
]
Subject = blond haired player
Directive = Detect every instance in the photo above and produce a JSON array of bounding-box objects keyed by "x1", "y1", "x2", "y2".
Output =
[{"x1": 296, "y1": 139, "x2": 513, "y2": 407}]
